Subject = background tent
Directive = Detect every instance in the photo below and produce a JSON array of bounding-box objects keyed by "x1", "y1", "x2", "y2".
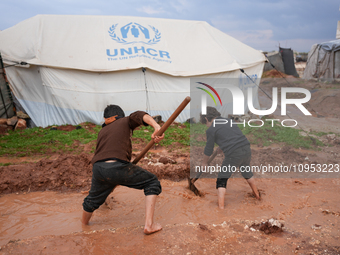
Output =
[
  {"x1": 263, "y1": 51, "x2": 285, "y2": 73},
  {"x1": 279, "y1": 47, "x2": 299, "y2": 77},
  {"x1": 0, "y1": 54, "x2": 14, "y2": 119},
  {"x1": 0, "y1": 15, "x2": 265, "y2": 127},
  {"x1": 303, "y1": 39, "x2": 340, "y2": 81}
]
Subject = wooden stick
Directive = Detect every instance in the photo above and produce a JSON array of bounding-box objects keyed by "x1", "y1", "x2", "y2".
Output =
[
  {"x1": 190, "y1": 148, "x2": 220, "y2": 184},
  {"x1": 132, "y1": 96, "x2": 191, "y2": 164},
  {"x1": 188, "y1": 148, "x2": 221, "y2": 196}
]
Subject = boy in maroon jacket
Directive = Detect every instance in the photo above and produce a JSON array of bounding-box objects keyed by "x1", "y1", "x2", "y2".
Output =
[{"x1": 82, "y1": 105, "x2": 164, "y2": 234}]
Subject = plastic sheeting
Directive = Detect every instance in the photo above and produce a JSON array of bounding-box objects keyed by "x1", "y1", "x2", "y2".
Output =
[
  {"x1": 0, "y1": 55, "x2": 14, "y2": 119},
  {"x1": 279, "y1": 47, "x2": 299, "y2": 77},
  {"x1": 303, "y1": 40, "x2": 340, "y2": 80}
]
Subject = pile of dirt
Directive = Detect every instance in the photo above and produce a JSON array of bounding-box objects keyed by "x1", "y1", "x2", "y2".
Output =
[
  {"x1": 0, "y1": 152, "x2": 190, "y2": 194},
  {"x1": 259, "y1": 78, "x2": 340, "y2": 119},
  {"x1": 262, "y1": 70, "x2": 289, "y2": 78},
  {"x1": 145, "y1": 163, "x2": 190, "y2": 181},
  {"x1": 306, "y1": 89, "x2": 340, "y2": 118},
  {"x1": 249, "y1": 218, "x2": 284, "y2": 234},
  {"x1": 0, "y1": 154, "x2": 93, "y2": 194},
  {"x1": 137, "y1": 152, "x2": 190, "y2": 181}
]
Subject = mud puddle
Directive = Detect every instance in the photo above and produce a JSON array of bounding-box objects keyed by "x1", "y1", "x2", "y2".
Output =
[{"x1": 1, "y1": 178, "x2": 340, "y2": 254}]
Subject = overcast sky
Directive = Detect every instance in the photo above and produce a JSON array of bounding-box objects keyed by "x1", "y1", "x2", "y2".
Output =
[{"x1": 0, "y1": 0, "x2": 339, "y2": 52}]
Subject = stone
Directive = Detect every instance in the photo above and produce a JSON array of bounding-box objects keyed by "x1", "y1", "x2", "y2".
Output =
[
  {"x1": 14, "y1": 119, "x2": 26, "y2": 130},
  {"x1": 16, "y1": 111, "x2": 30, "y2": 119},
  {"x1": 311, "y1": 224, "x2": 322, "y2": 230},
  {"x1": 159, "y1": 156, "x2": 177, "y2": 164},
  {"x1": 7, "y1": 116, "x2": 18, "y2": 126}
]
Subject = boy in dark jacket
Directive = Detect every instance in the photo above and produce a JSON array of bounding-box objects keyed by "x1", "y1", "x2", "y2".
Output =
[
  {"x1": 200, "y1": 107, "x2": 260, "y2": 209},
  {"x1": 82, "y1": 105, "x2": 164, "y2": 234}
]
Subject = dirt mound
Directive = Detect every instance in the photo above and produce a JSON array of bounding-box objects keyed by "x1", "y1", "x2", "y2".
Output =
[
  {"x1": 259, "y1": 78, "x2": 340, "y2": 119},
  {"x1": 0, "y1": 152, "x2": 190, "y2": 195},
  {"x1": 137, "y1": 153, "x2": 190, "y2": 181},
  {"x1": 262, "y1": 70, "x2": 289, "y2": 78},
  {"x1": 145, "y1": 162, "x2": 190, "y2": 181},
  {"x1": 306, "y1": 89, "x2": 340, "y2": 118},
  {"x1": 0, "y1": 154, "x2": 93, "y2": 194},
  {"x1": 250, "y1": 218, "x2": 284, "y2": 234}
]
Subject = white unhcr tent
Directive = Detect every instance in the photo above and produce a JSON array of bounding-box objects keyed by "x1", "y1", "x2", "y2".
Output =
[{"x1": 0, "y1": 15, "x2": 265, "y2": 127}]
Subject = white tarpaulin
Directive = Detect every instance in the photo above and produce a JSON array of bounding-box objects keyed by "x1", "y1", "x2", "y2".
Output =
[
  {"x1": 0, "y1": 15, "x2": 265, "y2": 127},
  {"x1": 303, "y1": 39, "x2": 340, "y2": 81}
]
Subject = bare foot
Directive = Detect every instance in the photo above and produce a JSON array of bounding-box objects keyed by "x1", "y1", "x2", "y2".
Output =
[
  {"x1": 252, "y1": 192, "x2": 261, "y2": 200},
  {"x1": 144, "y1": 223, "x2": 162, "y2": 235}
]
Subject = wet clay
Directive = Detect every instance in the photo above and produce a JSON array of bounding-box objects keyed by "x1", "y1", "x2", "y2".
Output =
[{"x1": 0, "y1": 178, "x2": 339, "y2": 254}]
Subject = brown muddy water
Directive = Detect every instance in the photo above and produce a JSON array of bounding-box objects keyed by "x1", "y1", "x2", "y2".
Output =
[{"x1": 1, "y1": 178, "x2": 340, "y2": 254}]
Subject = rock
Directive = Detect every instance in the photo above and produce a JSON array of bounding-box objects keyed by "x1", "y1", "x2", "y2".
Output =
[
  {"x1": 159, "y1": 157, "x2": 177, "y2": 164},
  {"x1": 16, "y1": 111, "x2": 30, "y2": 119},
  {"x1": 268, "y1": 218, "x2": 284, "y2": 228},
  {"x1": 249, "y1": 218, "x2": 285, "y2": 234},
  {"x1": 7, "y1": 116, "x2": 18, "y2": 126},
  {"x1": 311, "y1": 224, "x2": 322, "y2": 230},
  {"x1": 15, "y1": 119, "x2": 27, "y2": 130},
  {"x1": 147, "y1": 162, "x2": 163, "y2": 166}
]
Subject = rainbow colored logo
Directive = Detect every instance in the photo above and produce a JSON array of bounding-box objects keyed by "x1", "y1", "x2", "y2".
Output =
[{"x1": 196, "y1": 82, "x2": 222, "y2": 106}]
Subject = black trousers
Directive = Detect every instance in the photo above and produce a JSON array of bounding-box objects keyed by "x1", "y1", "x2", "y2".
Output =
[
  {"x1": 216, "y1": 145, "x2": 253, "y2": 189},
  {"x1": 83, "y1": 161, "x2": 162, "y2": 213}
]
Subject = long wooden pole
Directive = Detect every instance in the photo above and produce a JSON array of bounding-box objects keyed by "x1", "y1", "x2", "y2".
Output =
[
  {"x1": 132, "y1": 96, "x2": 191, "y2": 164},
  {"x1": 190, "y1": 148, "x2": 219, "y2": 183}
]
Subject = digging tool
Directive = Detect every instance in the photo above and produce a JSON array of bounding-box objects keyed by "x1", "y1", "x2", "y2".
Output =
[
  {"x1": 188, "y1": 148, "x2": 220, "y2": 196},
  {"x1": 132, "y1": 96, "x2": 191, "y2": 164}
]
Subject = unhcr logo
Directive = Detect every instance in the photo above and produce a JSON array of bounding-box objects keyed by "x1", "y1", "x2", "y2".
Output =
[{"x1": 108, "y1": 22, "x2": 161, "y2": 45}]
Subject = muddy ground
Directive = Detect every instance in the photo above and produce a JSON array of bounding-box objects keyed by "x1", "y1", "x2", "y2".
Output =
[{"x1": 0, "y1": 77, "x2": 340, "y2": 254}]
